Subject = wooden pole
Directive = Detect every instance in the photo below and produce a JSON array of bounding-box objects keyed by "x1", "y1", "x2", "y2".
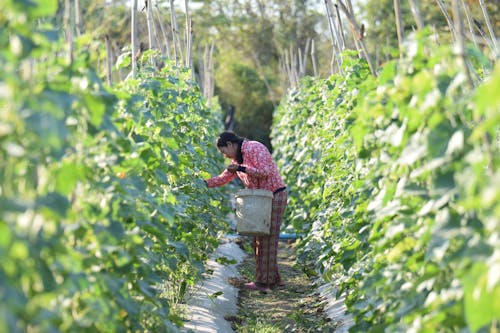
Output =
[
  {"x1": 311, "y1": 39, "x2": 318, "y2": 77},
  {"x1": 155, "y1": 2, "x2": 171, "y2": 58},
  {"x1": 452, "y1": 0, "x2": 474, "y2": 88},
  {"x1": 105, "y1": 35, "x2": 113, "y2": 86},
  {"x1": 131, "y1": 0, "x2": 138, "y2": 77},
  {"x1": 203, "y1": 42, "x2": 215, "y2": 102},
  {"x1": 184, "y1": 0, "x2": 192, "y2": 68},
  {"x1": 346, "y1": 0, "x2": 362, "y2": 53},
  {"x1": 408, "y1": 0, "x2": 424, "y2": 31},
  {"x1": 75, "y1": 0, "x2": 83, "y2": 36},
  {"x1": 335, "y1": 3, "x2": 346, "y2": 51},
  {"x1": 324, "y1": 0, "x2": 343, "y2": 75},
  {"x1": 65, "y1": 0, "x2": 74, "y2": 65},
  {"x1": 394, "y1": 0, "x2": 404, "y2": 58},
  {"x1": 436, "y1": 0, "x2": 456, "y2": 41},
  {"x1": 460, "y1": 0, "x2": 478, "y2": 49},
  {"x1": 479, "y1": 0, "x2": 498, "y2": 56},
  {"x1": 337, "y1": 0, "x2": 377, "y2": 76},
  {"x1": 301, "y1": 38, "x2": 311, "y2": 77},
  {"x1": 146, "y1": 0, "x2": 156, "y2": 50},
  {"x1": 169, "y1": 0, "x2": 179, "y2": 65}
]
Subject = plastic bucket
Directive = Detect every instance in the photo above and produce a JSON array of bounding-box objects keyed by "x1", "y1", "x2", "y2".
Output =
[{"x1": 235, "y1": 189, "x2": 273, "y2": 236}]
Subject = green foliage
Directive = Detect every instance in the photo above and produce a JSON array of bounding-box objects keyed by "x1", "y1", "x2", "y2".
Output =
[
  {"x1": 215, "y1": 52, "x2": 274, "y2": 147},
  {"x1": 272, "y1": 32, "x2": 500, "y2": 332},
  {"x1": 192, "y1": 0, "x2": 329, "y2": 146},
  {"x1": 1, "y1": 3, "x2": 228, "y2": 332}
]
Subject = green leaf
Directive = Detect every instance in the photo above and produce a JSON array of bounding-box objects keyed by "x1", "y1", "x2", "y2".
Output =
[
  {"x1": 115, "y1": 52, "x2": 131, "y2": 69},
  {"x1": 0, "y1": 222, "x2": 12, "y2": 247},
  {"x1": 83, "y1": 93, "x2": 106, "y2": 127},
  {"x1": 26, "y1": 0, "x2": 58, "y2": 18},
  {"x1": 462, "y1": 262, "x2": 500, "y2": 332},
  {"x1": 55, "y1": 162, "x2": 85, "y2": 195}
]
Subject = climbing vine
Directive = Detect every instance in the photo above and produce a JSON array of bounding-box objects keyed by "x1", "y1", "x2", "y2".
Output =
[
  {"x1": 1, "y1": 2, "x2": 228, "y2": 331},
  {"x1": 272, "y1": 32, "x2": 500, "y2": 332}
]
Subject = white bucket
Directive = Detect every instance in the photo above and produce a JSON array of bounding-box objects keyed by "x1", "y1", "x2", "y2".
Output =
[{"x1": 235, "y1": 189, "x2": 273, "y2": 236}]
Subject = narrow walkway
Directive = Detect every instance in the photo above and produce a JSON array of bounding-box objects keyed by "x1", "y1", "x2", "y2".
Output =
[{"x1": 226, "y1": 240, "x2": 342, "y2": 332}]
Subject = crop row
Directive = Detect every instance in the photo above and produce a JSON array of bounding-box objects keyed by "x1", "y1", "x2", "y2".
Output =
[
  {"x1": 1, "y1": 3, "x2": 228, "y2": 332},
  {"x1": 272, "y1": 36, "x2": 500, "y2": 332}
]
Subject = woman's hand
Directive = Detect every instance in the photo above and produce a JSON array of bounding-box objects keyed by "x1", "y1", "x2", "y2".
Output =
[{"x1": 227, "y1": 164, "x2": 239, "y2": 173}]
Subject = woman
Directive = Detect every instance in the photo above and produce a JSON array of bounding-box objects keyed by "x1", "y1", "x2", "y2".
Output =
[{"x1": 205, "y1": 131, "x2": 287, "y2": 291}]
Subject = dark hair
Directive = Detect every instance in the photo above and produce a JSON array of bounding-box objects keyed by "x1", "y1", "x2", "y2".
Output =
[{"x1": 216, "y1": 131, "x2": 244, "y2": 147}]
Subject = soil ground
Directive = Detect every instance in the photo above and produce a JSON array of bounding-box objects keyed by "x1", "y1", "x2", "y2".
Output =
[{"x1": 226, "y1": 239, "x2": 338, "y2": 332}]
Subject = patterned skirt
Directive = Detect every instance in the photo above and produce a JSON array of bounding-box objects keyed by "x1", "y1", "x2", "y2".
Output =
[{"x1": 253, "y1": 190, "x2": 288, "y2": 287}]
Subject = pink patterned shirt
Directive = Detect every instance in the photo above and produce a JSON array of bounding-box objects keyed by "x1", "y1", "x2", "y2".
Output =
[{"x1": 205, "y1": 140, "x2": 286, "y2": 192}]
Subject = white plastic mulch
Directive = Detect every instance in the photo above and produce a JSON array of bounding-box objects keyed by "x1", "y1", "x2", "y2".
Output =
[
  {"x1": 317, "y1": 282, "x2": 355, "y2": 332},
  {"x1": 181, "y1": 235, "x2": 247, "y2": 333}
]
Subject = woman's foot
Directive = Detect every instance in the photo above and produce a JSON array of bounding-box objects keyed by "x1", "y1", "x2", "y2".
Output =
[{"x1": 244, "y1": 282, "x2": 270, "y2": 292}]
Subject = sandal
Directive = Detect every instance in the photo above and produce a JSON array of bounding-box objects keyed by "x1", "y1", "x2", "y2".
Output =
[{"x1": 244, "y1": 282, "x2": 270, "y2": 292}]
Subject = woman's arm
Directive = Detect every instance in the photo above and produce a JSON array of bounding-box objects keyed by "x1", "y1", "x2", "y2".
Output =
[{"x1": 205, "y1": 169, "x2": 237, "y2": 187}]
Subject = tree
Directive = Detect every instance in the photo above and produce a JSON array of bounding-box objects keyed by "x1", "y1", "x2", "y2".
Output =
[{"x1": 190, "y1": 0, "x2": 327, "y2": 149}]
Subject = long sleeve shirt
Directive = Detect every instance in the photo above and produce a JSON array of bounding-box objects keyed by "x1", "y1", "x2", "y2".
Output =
[{"x1": 205, "y1": 140, "x2": 286, "y2": 193}]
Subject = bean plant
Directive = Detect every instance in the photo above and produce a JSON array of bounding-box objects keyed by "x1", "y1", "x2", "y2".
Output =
[
  {"x1": 1, "y1": 2, "x2": 229, "y2": 332},
  {"x1": 272, "y1": 32, "x2": 500, "y2": 332}
]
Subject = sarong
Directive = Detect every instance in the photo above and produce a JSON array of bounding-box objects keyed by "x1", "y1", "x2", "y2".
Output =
[{"x1": 254, "y1": 190, "x2": 288, "y2": 286}]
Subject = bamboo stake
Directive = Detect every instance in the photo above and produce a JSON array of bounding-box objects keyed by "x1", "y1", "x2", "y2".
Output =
[
  {"x1": 187, "y1": 18, "x2": 193, "y2": 73},
  {"x1": 460, "y1": 0, "x2": 478, "y2": 49},
  {"x1": 301, "y1": 38, "x2": 311, "y2": 77},
  {"x1": 337, "y1": 0, "x2": 377, "y2": 76},
  {"x1": 75, "y1": 0, "x2": 83, "y2": 36},
  {"x1": 283, "y1": 49, "x2": 292, "y2": 87},
  {"x1": 203, "y1": 42, "x2": 215, "y2": 101},
  {"x1": 174, "y1": 3, "x2": 185, "y2": 66},
  {"x1": 325, "y1": 0, "x2": 343, "y2": 75},
  {"x1": 145, "y1": 0, "x2": 156, "y2": 50},
  {"x1": 479, "y1": 0, "x2": 498, "y2": 56},
  {"x1": 394, "y1": 0, "x2": 404, "y2": 58},
  {"x1": 311, "y1": 39, "x2": 318, "y2": 77},
  {"x1": 345, "y1": 0, "x2": 362, "y2": 53},
  {"x1": 408, "y1": 0, "x2": 424, "y2": 31},
  {"x1": 105, "y1": 35, "x2": 113, "y2": 85},
  {"x1": 169, "y1": 0, "x2": 179, "y2": 65},
  {"x1": 292, "y1": 47, "x2": 300, "y2": 86},
  {"x1": 298, "y1": 46, "x2": 303, "y2": 78},
  {"x1": 203, "y1": 43, "x2": 209, "y2": 98},
  {"x1": 452, "y1": 0, "x2": 474, "y2": 88},
  {"x1": 131, "y1": 0, "x2": 138, "y2": 77},
  {"x1": 473, "y1": 18, "x2": 495, "y2": 51},
  {"x1": 435, "y1": 0, "x2": 456, "y2": 41},
  {"x1": 289, "y1": 47, "x2": 296, "y2": 87},
  {"x1": 327, "y1": 0, "x2": 344, "y2": 53},
  {"x1": 184, "y1": 0, "x2": 192, "y2": 68},
  {"x1": 335, "y1": 3, "x2": 346, "y2": 50},
  {"x1": 65, "y1": 0, "x2": 74, "y2": 65},
  {"x1": 155, "y1": 2, "x2": 171, "y2": 58},
  {"x1": 278, "y1": 55, "x2": 287, "y2": 92},
  {"x1": 209, "y1": 42, "x2": 215, "y2": 99},
  {"x1": 386, "y1": 35, "x2": 391, "y2": 62}
]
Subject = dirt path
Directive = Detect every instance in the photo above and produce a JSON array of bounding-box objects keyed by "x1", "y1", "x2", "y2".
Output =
[{"x1": 226, "y1": 240, "x2": 338, "y2": 332}]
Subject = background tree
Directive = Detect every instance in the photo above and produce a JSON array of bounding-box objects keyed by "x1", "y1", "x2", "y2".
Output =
[{"x1": 190, "y1": 0, "x2": 327, "y2": 149}]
